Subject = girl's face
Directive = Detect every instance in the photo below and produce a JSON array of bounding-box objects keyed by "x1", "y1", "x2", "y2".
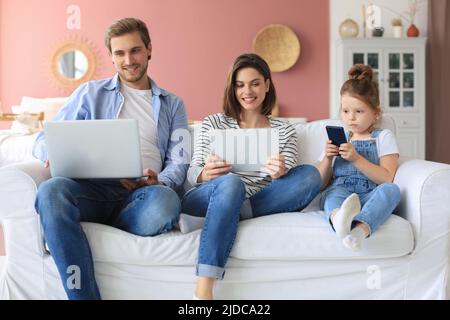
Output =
[
  {"x1": 235, "y1": 67, "x2": 270, "y2": 113},
  {"x1": 340, "y1": 94, "x2": 379, "y2": 134}
]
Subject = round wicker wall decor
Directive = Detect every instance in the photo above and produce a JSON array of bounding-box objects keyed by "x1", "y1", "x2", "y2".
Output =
[{"x1": 252, "y1": 24, "x2": 301, "y2": 72}]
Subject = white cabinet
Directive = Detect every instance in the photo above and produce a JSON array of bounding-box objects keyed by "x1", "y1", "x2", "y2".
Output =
[{"x1": 333, "y1": 38, "x2": 426, "y2": 159}]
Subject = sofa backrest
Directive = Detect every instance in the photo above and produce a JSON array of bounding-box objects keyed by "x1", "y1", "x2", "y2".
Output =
[{"x1": 187, "y1": 115, "x2": 396, "y2": 166}]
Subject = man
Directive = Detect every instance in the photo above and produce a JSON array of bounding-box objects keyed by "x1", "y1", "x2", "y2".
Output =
[{"x1": 33, "y1": 17, "x2": 188, "y2": 299}]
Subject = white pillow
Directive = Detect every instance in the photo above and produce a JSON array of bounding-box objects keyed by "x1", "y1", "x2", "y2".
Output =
[{"x1": 12, "y1": 96, "x2": 69, "y2": 122}]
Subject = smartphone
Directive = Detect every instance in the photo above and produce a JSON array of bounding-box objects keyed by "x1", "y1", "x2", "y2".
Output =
[{"x1": 326, "y1": 125, "x2": 347, "y2": 147}]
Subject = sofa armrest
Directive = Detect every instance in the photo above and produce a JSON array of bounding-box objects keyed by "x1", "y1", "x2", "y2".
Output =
[
  {"x1": 394, "y1": 159, "x2": 450, "y2": 251},
  {"x1": 0, "y1": 160, "x2": 50, "y2": 221},
  {"x1": 3, "y1": 159, "x2": 50, "y2": 187}
]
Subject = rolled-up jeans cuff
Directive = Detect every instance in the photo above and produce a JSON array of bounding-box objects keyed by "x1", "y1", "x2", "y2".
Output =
[{"x1": 196, "y1": 264, "x2": 225, "y2": 280}]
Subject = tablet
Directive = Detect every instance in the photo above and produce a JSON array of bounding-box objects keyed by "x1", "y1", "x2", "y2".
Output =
[{"x1": 209, "y1": 128, "x2": 279, "y2": 173}]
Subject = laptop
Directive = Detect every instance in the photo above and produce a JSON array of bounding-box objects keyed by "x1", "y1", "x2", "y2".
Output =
[
  {"x1": 44, "y1": 119, "x2": 143, "y2": 179},
  {"x1": 209, "y1": 128, "x2": 279, "y2": 173}
]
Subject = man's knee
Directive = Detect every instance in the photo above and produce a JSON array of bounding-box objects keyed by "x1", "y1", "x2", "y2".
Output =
[
  {"x1": 36, "y1": 177, "x2": 76, "y2": 213},
  {"x1": 136, "y1": 186, "x2": 181, "y2": 235},
  {"x1": 148, "y1": 186, "x2": 181, "y2": 216},
  {"x1": 36, "y1": 177, "x2": 79, "y2": 229}
]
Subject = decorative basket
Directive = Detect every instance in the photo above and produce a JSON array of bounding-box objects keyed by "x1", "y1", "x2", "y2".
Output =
[{"x1": 252, "y1": 24, "x2": 301, "y2": 72}]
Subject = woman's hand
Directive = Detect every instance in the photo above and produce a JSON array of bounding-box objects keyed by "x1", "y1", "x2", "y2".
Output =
[
  {"x1": 325, "y1": 140, "x2": 340, "y2": 159},
  {"x1": 339, "y1": 143, "x2": 360, "y2": 162},
  {"x1": 265, "y1": 154, "x2": 286, "y2": 179},
  {"x1": 120, "y1": 168, "x2": 161, "y2": 191},
  {"x1": 198, "y1": 154, "x2": 232, "y2": 183}
]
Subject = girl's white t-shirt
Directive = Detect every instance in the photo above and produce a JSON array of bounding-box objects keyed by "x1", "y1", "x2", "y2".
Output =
[{"x1": 318, "y1": 129, "x2": 399, "y2": 162}]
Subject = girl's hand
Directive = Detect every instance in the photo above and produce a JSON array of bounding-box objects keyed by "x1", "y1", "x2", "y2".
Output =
[
  {"x1": 339, "y1": 143, "x2": 360, "y2": 162},
  {"x1": 325, "y1": 140, "x2": 340, "y2": 159},
  {"x1": 265, "y1": 154, "x2": 286, "y2": 180},
  {"x1": 199, "y1": 154, "x2": 232, "y2": 182}
]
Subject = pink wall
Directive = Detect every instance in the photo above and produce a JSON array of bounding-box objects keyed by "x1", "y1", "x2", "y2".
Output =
[
  {"x1": 0, "y1": 0, "x2": 329, "y2": 255},
  {"x1": 0, "y1": 0, "x2": 329, "y2": 121}
]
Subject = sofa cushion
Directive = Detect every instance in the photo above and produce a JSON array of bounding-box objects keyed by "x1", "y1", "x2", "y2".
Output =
[{"x1": 82, "y1": 210, "x2": 413, "y2": 266}]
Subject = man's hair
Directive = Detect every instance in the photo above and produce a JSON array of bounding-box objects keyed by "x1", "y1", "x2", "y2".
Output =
[
  {"x1": 223, "y1": 53, "x2": 277, "y2": 121},
  {"x1": 105, "y1": 17, "x2": 151, "y2": 52}
]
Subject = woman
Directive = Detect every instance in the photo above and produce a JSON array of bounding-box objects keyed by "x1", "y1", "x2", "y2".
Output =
[{"x1": 181, "y1": 53, "x2": 321, "y2": 299}]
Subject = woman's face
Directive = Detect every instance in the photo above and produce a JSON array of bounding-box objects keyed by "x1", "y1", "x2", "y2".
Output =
[{"x1": 234, "y1": 67, "x2": 270, "y2": 113}]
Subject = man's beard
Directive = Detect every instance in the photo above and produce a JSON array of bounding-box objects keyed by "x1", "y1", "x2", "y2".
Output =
[{"x1": 119, "y1": 62, "x2": 148, "y2": 83}]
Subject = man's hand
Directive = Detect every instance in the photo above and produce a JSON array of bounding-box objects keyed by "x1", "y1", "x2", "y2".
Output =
[
  {"x1": 265, "y1": 154, "x2": 286, "y2": 180},
  {"x1": 120, "y1": 168, "x2": 161, "y2": 191}
]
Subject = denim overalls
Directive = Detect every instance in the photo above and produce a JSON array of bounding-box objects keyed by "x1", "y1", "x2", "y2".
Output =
[{"x1": 320, "y1": 129, "x2": 401, "y2": 235}]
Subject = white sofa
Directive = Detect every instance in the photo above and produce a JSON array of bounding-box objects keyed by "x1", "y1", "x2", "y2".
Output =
[{"x1": 1, "y1": 117, "x2": 450, "y2": 300}]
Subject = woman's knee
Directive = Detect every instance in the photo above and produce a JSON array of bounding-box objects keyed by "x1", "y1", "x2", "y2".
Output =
[
  {"x1": 292, "y1": 164, "x2": 321, "y2": 191},
  {"x1": 215, "y1": 174, "x2": 246, "y2": 197}
]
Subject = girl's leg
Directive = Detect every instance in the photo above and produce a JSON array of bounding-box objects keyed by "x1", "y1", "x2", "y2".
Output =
[
  {"x1": 320, "y1": 185, "x2": 353, "y2": 224},
  {"x1": 250, "y1": 164, "x2": 321, "y2": 217},
  {"x1": 181, "y1": 174, "x2": 246, "y2": 299},
  {"x1": 354, "y1": 183, "x2": 401, "y2": 236},
  {"x1": 343, "y1": 183, "x2": 401, "y2": 251}
]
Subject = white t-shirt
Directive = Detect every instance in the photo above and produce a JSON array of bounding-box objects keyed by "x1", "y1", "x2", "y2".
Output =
[
  {"x1": 119, "y1": 83, "x2": 162, "y2": 174},
  {"x1": 318, "y1": 129, "x2": 399, "y2": 162}
]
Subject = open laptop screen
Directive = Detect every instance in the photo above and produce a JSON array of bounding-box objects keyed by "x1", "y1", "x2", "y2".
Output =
[{"x1": 44, "y1": 119, "x2": 143, "y2": 179}]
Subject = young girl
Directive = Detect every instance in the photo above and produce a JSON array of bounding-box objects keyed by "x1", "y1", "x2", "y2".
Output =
[
  {"x1": 181, "y1": 53, "x2": 321, "y2": 299},
  {"x1": 317, "y1": 64, "x2": 401, "y2": 251}
]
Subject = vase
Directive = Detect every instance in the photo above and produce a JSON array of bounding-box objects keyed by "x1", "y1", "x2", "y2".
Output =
[
  {"x1": 407, "y1": 24, "x2": 419, "y2": 37},
  {"x1": 339, "y1": 19, "x2": 359, "y2": 38},
  {"x1": 393, "y1": 26, "x2": 403, "y2": 38}
]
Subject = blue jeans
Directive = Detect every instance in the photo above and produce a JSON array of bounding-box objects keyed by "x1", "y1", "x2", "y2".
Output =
[
  {"x1": 320, "y1": 183, "x2": 401, "y2": 235},
  {"x1": 35, "y1": 177, "x2": 181, "y2": 300},
  {"x1": 181, "y1": 164, "x2": 321, "y2": 280}
]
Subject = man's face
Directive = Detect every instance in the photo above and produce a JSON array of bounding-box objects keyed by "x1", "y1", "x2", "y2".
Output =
[{"x1": 110, "y1": 31, "x2": 151, "y2": 87}]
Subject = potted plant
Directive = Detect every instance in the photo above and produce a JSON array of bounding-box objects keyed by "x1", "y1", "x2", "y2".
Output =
[{"x1": 391, "y1": 18, "x2": 403, "y2": 38}]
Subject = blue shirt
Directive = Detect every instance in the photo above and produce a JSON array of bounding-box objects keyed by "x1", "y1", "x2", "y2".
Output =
[{"x1": 32, "y1": 74, "x2": 189, "y2": 190}]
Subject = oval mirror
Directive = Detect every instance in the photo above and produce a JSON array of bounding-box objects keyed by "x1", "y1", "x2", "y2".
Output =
[
  {"x1": 51, "y1": 39, "x2": 97, "y2": 93},
  {"x1": 58, "y1": 50, "x2": 89, "y2": 80}
]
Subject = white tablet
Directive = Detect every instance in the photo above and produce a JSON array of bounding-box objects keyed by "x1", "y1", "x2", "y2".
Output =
[
  {"x1": 44, "y1": 119, "x2": 143, "y2": 179},
  {"x1": 210, "y1": 128, "x2": 279, "y2": 173}
]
